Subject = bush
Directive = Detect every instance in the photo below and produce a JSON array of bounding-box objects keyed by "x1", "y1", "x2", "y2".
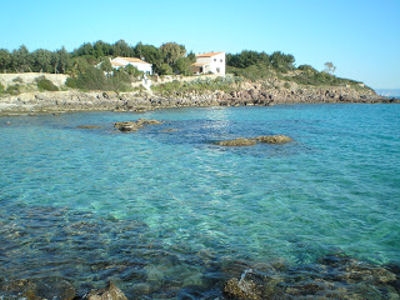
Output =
[
  {"x1": 36, "y1": 76, "x2": 59, "y2": 91},
  {"x1": 0, "y1": 82, "x2": 4, "y2": 94},
  {"x1": 66, "y1": 66, "x2": 133, "y2": 92},
  {"x1": 13, "y1": 77, "x2": 24, "y2": 84},
  {"x1": 6, "y1": 84, "x2": 21, "y2": 95},
  {"x1": 66, "y1": 66, "x2": 106, "y2": 90}
]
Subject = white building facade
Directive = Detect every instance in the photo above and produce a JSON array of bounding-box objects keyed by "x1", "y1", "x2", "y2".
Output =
[
  {"x1": 192, "y1": 52, "x2": 225, "y2": 76},
  {"x1": 110, "y1": 56, "x2": 153, "y2": 75}
]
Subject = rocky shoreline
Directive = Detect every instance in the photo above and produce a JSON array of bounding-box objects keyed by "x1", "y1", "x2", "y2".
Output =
[{"x1": 0, "y1": 84, "x2": 397, "y2": 116}]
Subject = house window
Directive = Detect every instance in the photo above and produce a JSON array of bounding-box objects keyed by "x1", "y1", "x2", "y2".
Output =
[
  {"x1": 214, "y1": 58, "x2": 217, "y2": 62},
  {"x1": 220, "y1": 59, "x2": 223, "y2": 62},
  {"x1": 216, "y1": 68, "x2": 220, "y2": 73}
]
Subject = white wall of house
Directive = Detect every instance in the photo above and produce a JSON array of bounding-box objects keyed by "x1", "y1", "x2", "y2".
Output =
[
  {"x1": 194, "y1": 52, "x2": 225, "y2": 76},
  {"x1": 111, "y1": 57, "x2": 153, "y2": 75}
]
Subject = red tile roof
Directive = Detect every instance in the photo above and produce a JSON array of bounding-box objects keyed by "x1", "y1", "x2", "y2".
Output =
[{"x1": 112, "y1": 56, "x2": 151, "y2": 65}]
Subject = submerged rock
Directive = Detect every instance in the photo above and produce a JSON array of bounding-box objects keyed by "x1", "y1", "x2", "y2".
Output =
[
  {"x1": 0, "y1": 277, "x2": 76, "y2": 300},
  {"x1": 215, "y1": 138, "x2": 257, "y2": 146},
  {"x1": 215, "y1": 135, "x2": 293, "y2": 147},
  {"x1": 87, "y1": 281, "x2": 128, "y2": 300},
  {"x1": 114, "y1": 118, "x2": 162, "y2": 132},
  {"x1": 77, "y1": 124, "x2": 101, "y2": 129},
  {"x1": 223, "y1": 253, "x2": 399, "y2": 299}
]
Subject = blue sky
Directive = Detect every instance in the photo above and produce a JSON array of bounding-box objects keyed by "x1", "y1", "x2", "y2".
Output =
[{"x1": 1, "y1": 0, "x2": 399, "y2": 89}]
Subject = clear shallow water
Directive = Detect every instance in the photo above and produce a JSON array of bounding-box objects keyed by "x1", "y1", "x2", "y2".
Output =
[{"x1": 0, "y1": 104, "x2": 399, "y2": 298}]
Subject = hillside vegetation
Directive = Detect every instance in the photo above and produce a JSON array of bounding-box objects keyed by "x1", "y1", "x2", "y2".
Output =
[{"x1": 0, "y1": 40, "x2": 374, "y2": 96}]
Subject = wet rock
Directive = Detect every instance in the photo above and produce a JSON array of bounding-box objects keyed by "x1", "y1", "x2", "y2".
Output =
[
  {"x1": 114, "y1": 118, "x2": 162, "y2": 132},
  {"x1": 215, "y1": 138, "x2": 257, "y2": 147},
  {"x1": 224, "y1": 277, "x2": 261, "y2": 300},
  {"x1": 87, "y1": 281, "x2": 128, "y2": 300},
  {"x1": 255, "y1": 135, "x2": 293, "y2": 144}
]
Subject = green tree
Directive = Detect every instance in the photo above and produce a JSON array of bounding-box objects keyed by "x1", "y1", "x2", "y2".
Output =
[
  {"x1": 100, "y1": 57, "x2": 113, "y2": 74},
  {"x1": 159, "y1": 63, "x2": 173, "y2": 75},
  {"x1": 0, "y1": 49, "x2": 11, "y2": 72},
  {"x1": 270, "y1": 51, "x2": 295, "y2": 72},
  {"x1": 160, "y1": 42, "x2": 186, "y2": 65},
  {"x1": 324, "y1": 62, "x2": 336, "y2": 74},
  {"x1": 113, "y1": 39, "x2": 134, "y2": 57},
  {"x1": 50, "y1": 47, "x2": 70, "y2": 74},
  {"x1": 133, "y1": 43, "x2": 163, "y2": 74},
  {"x1": 73, "y1": 42, "x2": 95, "y2": 57},
  {"x1": 173, "y1": 56, "x2": 194, "y2": 75},
  {"x1": 124, "y1": 64, "x2": 143, "y2": 77},
  {"x1": 93, "y1": 40, "x2": 113, "y2": 58},
  {"x1": 12, "y1": 45, "x2": 32, "y2": 72},
  {"x1": 32, "y1": 49, "x2": 53, "y2": 72}
]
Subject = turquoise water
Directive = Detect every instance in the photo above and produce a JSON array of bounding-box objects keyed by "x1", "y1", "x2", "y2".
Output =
[{"x1": 1, "y1": 104, "x2": 399, "y2": 298}]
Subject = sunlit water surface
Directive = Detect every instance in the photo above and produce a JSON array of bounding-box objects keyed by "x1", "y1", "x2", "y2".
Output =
[{"x1": 1, "y1": 104, "x2": 399, "y2": 298}]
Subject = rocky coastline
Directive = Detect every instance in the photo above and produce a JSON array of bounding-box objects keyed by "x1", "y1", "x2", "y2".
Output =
[{"x1": 0, "y1": 84, "x2": 396, "y2": 116}]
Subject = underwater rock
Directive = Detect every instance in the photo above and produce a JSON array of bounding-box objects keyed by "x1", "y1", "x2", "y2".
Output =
[
  {"x1": 255, "y1": 135, "x2": 293, "y2": 144},
  {"x1": 77, "y1": 125, "x2": 101, "y2": 129},
  {"x1": 87, "y1": 281, "x2": 128, "y2": 300},
  {"x1": 114, "y1": 118, "x2": 162, "y2": 132},
  {"x1": 215, "y1": 135, "x2": 292, "y2": 146},
  {"x1": 0, "y1": 277, "x2": 76, "y2": 300},
  {"x1": 215, "y1": 138, "x2": 257, "y2": 146},
  {"x1": 223, "y1": 253, "x2": 399, "y2": 299}
]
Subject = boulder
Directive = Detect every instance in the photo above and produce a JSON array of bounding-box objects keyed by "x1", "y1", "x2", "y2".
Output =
[{"x1": 87, "y1": 282, "x2": 128, "y2": 300}]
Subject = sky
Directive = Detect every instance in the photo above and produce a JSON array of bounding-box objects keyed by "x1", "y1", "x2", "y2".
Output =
[{"x1": 1, "y1": 0, "x2": 399, "y2": 89}]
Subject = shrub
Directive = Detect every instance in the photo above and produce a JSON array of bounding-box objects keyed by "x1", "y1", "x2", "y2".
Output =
[
  {"x1": 6, "y1": 84, "x2": 21, "y2": 95},
  {"x1": 36, "y1": 76, "x2": 59, "y2": 91},
  {"x1": 13, "y1": 77, "x2": 24, "y2": 84}
]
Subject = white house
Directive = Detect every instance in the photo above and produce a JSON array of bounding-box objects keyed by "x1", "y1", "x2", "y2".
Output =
[
  {"x1": 110, "y1": 56, "x2": 153, "y2": 75},
  {"x1": 192, "y1": 52, "x2": 225, "y2": 76}
]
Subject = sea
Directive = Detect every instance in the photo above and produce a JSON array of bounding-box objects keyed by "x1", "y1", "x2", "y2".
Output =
[{"x1": 1, "y1": 104, "x2": 399, "y2": 298}]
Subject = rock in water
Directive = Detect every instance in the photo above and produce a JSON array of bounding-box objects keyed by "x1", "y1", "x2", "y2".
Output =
[
  {"x1": 215, "y1": 135, "x2": 292, "y2": 146},
  {"x1": 255, "y1": 135, "x2": 293, "y2": 144},
  {"x1": 87, "y1": 281, "x2": 128, "y2": 300},
  {"x1": 114, "y1": 118, "x2": 162, "y2": 132}
]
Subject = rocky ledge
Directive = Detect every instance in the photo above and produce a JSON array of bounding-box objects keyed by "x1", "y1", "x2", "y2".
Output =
[{"x1": 0, "y1": 83, "x2": 396, "y2": 115}]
